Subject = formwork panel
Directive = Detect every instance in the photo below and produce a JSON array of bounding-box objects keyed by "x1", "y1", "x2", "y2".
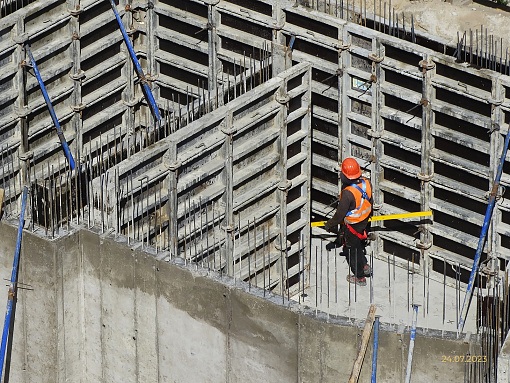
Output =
[{"x1": 159, "y1": 0, "x2": 208, "y2": 18}]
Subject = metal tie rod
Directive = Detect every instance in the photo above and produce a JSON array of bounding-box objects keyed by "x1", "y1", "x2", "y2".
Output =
[
  {"x1": 25, "y1": 45, "x2": 76, "y2": 170},
  {"x1": 459, "y1": 130, "x2": 510, "y2": 332},
  {"x1": 310, "y1": 210, "x2": 433, "y2": 227},
  {"x1": 108, "y1": 0, "x2": 162, "y2": 124},
  {"x1": 0, "y1": 186, "x2": 28, "y2": 381}
]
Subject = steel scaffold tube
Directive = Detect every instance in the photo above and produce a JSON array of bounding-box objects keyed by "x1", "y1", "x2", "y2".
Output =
[{"x1": 0, "y1": 186, "x2": 28, "y2": 381}]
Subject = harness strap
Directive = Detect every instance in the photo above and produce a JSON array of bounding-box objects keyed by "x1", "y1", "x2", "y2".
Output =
[
  {"x1": 346, "y1": 223, "x2": 368, "y2": 240},
  {"x1": 345, "y1": 179, "x2": 369, "y2": 217}
]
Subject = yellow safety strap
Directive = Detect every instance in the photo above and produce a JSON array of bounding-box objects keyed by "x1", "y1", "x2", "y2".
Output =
[{"x1": 310, "y1": 210, "x2": 433, "y2": 227}]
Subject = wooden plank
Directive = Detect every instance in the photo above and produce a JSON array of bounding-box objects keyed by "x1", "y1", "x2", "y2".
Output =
[
  {"x1": 349, "y1": 304, "x2": 377, "y2": 383},
  {"x1": 0, "y1": 188, "x2": 4, "y2": 218}
]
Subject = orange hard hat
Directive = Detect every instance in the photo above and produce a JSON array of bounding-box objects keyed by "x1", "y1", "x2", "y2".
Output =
[{"x1": 341, "y1": 158, "x2": 361, "y2": 179}]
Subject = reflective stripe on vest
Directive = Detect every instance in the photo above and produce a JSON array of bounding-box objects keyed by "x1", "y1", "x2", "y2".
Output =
[{"x1": 344, "y1": 178, "x2": 372, "y2": 225}]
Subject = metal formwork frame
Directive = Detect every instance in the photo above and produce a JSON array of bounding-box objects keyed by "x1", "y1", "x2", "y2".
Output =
[{"x1": 1, "y1": 0, "x2": 510, "y2": 293}]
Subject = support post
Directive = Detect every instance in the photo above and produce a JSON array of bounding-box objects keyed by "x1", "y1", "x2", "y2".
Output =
[
  {"x1": 221, "y1": 112, "x2": 235, "y2": 275},
  {"x1": 0, "y1": 186, "x2": 28, "y2": 382},
  {"x1": 108, "y1": 0, "x2": 161, "y2": 125},
  {"x1": 418, "y1": 55, "x2": 435, "y2": 294},
  {"x1": 271, "y1": 0, "x2": 289, "y2": 76},
  {"x1": 369, "y1": 38, "x2": 384, "y2": 253},
  {"x1": 339, "y1": 26, "x2": 351, "y2": 162},
  {"x1": 68, "y1": 0, "x2": 84, "y2": 163},
  {"x1": 275, "y1": 80, "x2": 290, "y2": 296},
  {"x1": 14, "y1": 18, "x2": 29, "y2": 188},
  {"x1": 488, "y1": 78, "x2": 505, "y2": 277},
  {"x1": 459, "y1": 130, "x2": 510, "y2": 331},
  {"x1": 119, "y1": 0, "x2": 136, "y2": 149},
  {"x1": 206, "y1": 0, "x2": 221, "y2": 106},
  {"x1": 166, "y1": 141, "x2": 180, "y2": 258}
]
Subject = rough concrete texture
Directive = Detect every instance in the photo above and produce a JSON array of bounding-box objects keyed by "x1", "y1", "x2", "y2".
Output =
[
  {"x1": 0, "y1": 221, "x2": 60, "y2": 382},
  {"x1": 304, "y1": 236, "x2": 477, "y2": 334},
  {"x1": 499, "y1": 332, "x2": 510, "y2": 382},
  {"x1": 390, "y1": 0, "x2": 510, "y2": 49},
  {"x1": 0, "y1": 221, "x2": 472, "y2": 382}
]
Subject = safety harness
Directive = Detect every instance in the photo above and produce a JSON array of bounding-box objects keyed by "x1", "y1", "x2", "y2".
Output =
[{"x1": 344, "y1": 179, "x2": 370, "y2": 241}]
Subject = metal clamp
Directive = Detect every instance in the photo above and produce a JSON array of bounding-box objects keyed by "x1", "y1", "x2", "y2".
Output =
[
  {"x1": 223, "y1": 225, "x2": 235, "y2": 234},
  {"x1": 19, "y1": 151, "x2": 34, "y2": 161},
  {"x1": 71, "y1": 103, "x2": 86, "y2": 112},
  {"x1": 278, "y1": 180, "x2": 292, "y2": 191},
  {"x1": 484, "y1": 185, "x2": 505, "y2": 201},
  {"x1": 336, "y1": 42, "x2": 351, "y2": 51},
  {"x1": 274, "y1": 239, "x2": 291, "y2": 251},
  {"x1": 202, "y1": 0, "x2": 220, "y2": 5},
  {"x1": 69, "y1": 70, "x2": 85, "y2": 81},
  {"x1": 416, "y1": 240, "x2": 432, "y2": 250},
  {"x1": 14, "y1": 106, "x2": 32, "y2": 118},
  {"x1": 418, "y1": 60, "x2": 435, "y2": 71},
  {"x1": 68, "y1": 5, "x2": 83, "y2": 16},
  {"x1": 272, "y1": 14, "x2": 286, "y2": 30},
  {"x1": 368, "y1": 53, "x2": 384, "y2": 63},
  {"x1": 489, "y1": 122, "x2": 500, "y2": 134},
  {"x1": 372, "y1": 203, "x2": 383, "y2": 211},
  {"x1": 221, "y1": 126, "x2": 237, "y2": 135},
  {"x1": 417, "y1": 172, "x2": 434, "y2": 181},
  {"x1": 367, "y1": 129, "x2": 382, "y2": 138},
  {"x1": 12, "y1": 33, "x2": 29, "y2": 45},
  {"x1": 275, "y1": 93, "x2": 290, "y2": 105},
  {"x1": 123, "y1": 98, "x2": 140, "y2": 107},
  {"x1": 168, "y1": 161, "x2": 182, "y2": 172},
  {"x1": 487, "y1": 97, "x2": 503, "y2": 106}
]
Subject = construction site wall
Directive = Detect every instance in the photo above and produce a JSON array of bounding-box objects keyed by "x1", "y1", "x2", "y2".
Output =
[
  {"x1": 0, "y1": 221, "x2": 471, "y2": 383},
  {"x1": 0, "y1": 0, "x2": 509, "y2": 290}
]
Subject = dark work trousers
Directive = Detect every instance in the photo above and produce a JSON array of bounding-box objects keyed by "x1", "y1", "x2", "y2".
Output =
[{"x1": 339, "y1": 226, "x2": 368, "y2": 278}]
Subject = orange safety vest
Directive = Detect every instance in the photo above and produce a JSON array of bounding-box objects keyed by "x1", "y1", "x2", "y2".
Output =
[{"x1": 342, "y1": 178, "x2": 372, "y2": 225}]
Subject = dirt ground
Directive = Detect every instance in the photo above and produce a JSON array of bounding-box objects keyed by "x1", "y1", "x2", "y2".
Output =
[{"x1": 383, "y1": 0, "x2": 510, "y2": 52}]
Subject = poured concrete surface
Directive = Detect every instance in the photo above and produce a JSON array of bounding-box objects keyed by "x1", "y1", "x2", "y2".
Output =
[
  {"x1": 299, "y1": 233, "x2": 477, "y2": 335},
  {"x1": 0, "y1": 221, "x2": 473, "y2": 382}
]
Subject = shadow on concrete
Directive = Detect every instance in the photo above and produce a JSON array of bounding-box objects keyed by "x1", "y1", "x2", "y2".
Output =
[{"x1": 472, "y1": 0, "x2": 510, "y2": 11}]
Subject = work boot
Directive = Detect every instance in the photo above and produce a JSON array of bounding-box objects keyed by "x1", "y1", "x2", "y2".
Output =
[
  {"x1": 363, "y1": 264, "x2": 372, "y2": 277},
  {"x1": 346, "y1": 275, "x2": 367, "y2": 286}
]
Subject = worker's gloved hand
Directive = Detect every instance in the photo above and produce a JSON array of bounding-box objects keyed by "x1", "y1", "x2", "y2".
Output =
[{"x1": 323, "y1": 222, "x2": 336, "y2": 233}]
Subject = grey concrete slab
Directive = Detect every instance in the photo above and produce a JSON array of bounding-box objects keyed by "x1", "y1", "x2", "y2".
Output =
[
  {"x1": 228, "y1": 287, "x2": 299, "y2": 383},
  {"x1": 0, "y1": 225, "x2": 478, "y2": 382},
  {"x1": 297, "y1": 312, "x2": 359, "y2": 381},
  {"x1": 99, "y1": 235, "x2": 138, "y2": 383},
  {"x1": 301, "y1": 235, "x2": 477, "y2": 334},
  {"x1": 132, "y1": 247, "x2": 159, "y2": 383},
  {"x1": 155, "y1": 259, "x2": 228, "y2": 383},
  {"x1": 77, "y1": 229, "x2": 104, "y2": 382}
]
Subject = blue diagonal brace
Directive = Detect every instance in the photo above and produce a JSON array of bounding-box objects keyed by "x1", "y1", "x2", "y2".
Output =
[
  {"x1": 25, "y1": 45, "x2": 76, "y2": 170},
  {"x1": 0, "y1": 186, "x2": 28, "y2": 381},
  {"x1": 108, "y1": 0, "x2": 162, "y2": 125},
  {"x1": 459, "y1": 130, "x2": 510, "y2": 331}
]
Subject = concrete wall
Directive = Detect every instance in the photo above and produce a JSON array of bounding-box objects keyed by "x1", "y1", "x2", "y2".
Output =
[{"x1": 0, "y1": 221, "x2": 471, "y2": 382}]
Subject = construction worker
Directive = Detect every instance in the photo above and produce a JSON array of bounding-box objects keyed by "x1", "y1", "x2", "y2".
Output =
[{"x1": 323, "y1": 157, "x2": 372, "y2": 286}]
